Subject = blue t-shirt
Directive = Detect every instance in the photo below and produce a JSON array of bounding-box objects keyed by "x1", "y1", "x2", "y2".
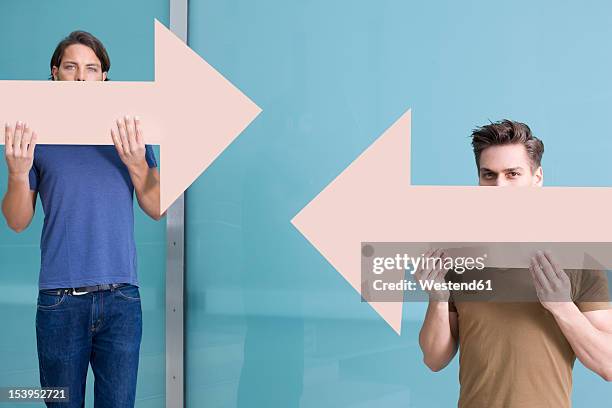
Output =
[{"x1": 29, "y1": 145, "x2": 158, "y2": 289}]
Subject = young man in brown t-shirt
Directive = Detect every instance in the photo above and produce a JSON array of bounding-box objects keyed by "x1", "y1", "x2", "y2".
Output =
[{"x1": 416, "y1": 120, "x2": 612, "y2": 407}]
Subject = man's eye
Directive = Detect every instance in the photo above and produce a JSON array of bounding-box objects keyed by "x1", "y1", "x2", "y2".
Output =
[
  {"x1": 88, "y1": 67, "x2": 98, "y2": 72},
  {"x1": 483, "y1": 173, "x2": 494, "y2": 179},
  {"x1": 508, "y1": 172, "x2": 521, "y2": 177},
  {"x1": 64, "y1": 65, "x2": 75, "y2": 70}
]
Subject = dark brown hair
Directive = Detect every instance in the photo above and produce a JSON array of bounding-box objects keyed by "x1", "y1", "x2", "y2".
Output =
[
  {"x1": 470, "y1": 119, "x2": 544, "y2": 173},
  {"x1": 49, "y1": 31, "x2": 110, "y2": 80}
]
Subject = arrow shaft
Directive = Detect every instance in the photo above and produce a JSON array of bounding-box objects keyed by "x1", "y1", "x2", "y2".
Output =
[{"x1": 0, "y1": 81, "x2": 162, "y2": 145}]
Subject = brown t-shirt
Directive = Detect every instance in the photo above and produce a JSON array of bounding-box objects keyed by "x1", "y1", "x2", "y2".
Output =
[{"x1": 448, "y1": 268, "x2": 611, "y2": 408}]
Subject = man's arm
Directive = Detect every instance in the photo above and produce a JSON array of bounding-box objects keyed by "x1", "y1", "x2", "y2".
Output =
[
  {"x1": 2, "y1": 175, "x2": 37, "y2": 232},
  {"x1": 111, "y1": 116, "x2": 166, "y2": 221},
  {"x1": 416, "y1": 248, "x2": 459, "y2": 371},
  {"x1": 530, "y1": 250, "x2": 612, "y2": 381},
  {"x1": 2, "y1": 122, "x2": 38, "y2": 232},
  {"x1": 547, "y1": 305, "x2": 612, "y2": 381},
  {"x1": 419, "y1": 303, "x2": 459, "y2": 371},
  {"x1": 127, "y1": 163, "x2": 166, "y2": 221}
]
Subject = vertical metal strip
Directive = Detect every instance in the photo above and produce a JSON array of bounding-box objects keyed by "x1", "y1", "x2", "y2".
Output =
[{"x1": 167, "y1": 0, "x2": 187, "y2": 407}]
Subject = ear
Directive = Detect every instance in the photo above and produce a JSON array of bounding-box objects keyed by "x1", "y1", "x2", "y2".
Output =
[
  {"x1": 102, "y1": 71, "x2": 107, "y2": 81},
  {"x1": 51, "y1": 66, "x2": 58, "y2": 80},
  {"x1": 533, "y1": 166, "x2": 543, "y2": 186}
]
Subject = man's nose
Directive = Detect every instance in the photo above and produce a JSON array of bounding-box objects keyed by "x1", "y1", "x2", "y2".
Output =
[
  {"x1": 494, "y1": 176, "x2": 508, "y2": 186},
  {"x1": 75, "y1": 68, "x2": 85, "y2": 81}
]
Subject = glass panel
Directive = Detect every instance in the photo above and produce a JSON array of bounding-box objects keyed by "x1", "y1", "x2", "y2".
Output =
[{"x1": 186, "y1": 1, "x2": 612, "y2": 407}]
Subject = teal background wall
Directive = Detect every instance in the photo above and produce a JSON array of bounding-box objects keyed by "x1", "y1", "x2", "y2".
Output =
[
  {"x1": 0, "y1": 1, "x2": 168, "y2": 407},
  {"x1": 185, "y1": 0, "x2": 612, "y2": 407},
  {"x1": 2, "y1": 0, "x2": 612, "y2": 407}
]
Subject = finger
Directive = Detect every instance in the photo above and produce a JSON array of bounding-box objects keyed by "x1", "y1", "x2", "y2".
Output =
[
  {"x1": 124, "y1": 115, "x2": 137, "y2": 153},
  {"x1": 439, "y1": 250, "x2": 450, "y2": 271},
  {"x1": 134, "y1": 116, "x2": 144, "y2": 145},
  {"x1": 530, "y1": 256, "x2": 550, "y2": 292},
  {"x1": 543, "y1": 250, "x2": 567, "y2": 281},
  {"x1": 420, "y1": 265, "x2": 434, "y2": 282},
  {"x1": 21, "y1": 123, "x2": 31, "y2": 153},
  {"x1": 4, "y1": 123, "x2": 13, "y2": 156},
  {"x1": 116, "y1": 118, "x2": 129, "y2": 156},
  {"x1": 111, "y1": 127, "x2": 125, "y2": 156},
  {"x1": 422, "y1": 249, "x2": 440, "y2": 281},
  {"x1": 13, "y1": 121, "x2": 23, "y2": 155},
  {"x1": 414, "y1": 249, "x2": 432, "y2": 276},
  {"x1": 432, "y1": 266, "x2": 449, "y2": 283},
  {"x1": 536, "y1": 250, "x2": 557, "y2": 284},
  {"x1": 528, "y1": 264, "x2": 543, "y2": 298},
  {"x1": 26, "y1": 132, "x2": 37, "y2": 157},
  {"x1": 433, "y1": 248, "x2": 445, "y2": 271}
]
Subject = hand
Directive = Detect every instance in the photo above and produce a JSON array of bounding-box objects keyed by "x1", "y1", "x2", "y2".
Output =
[
  {"x1": 111, "y1": 115, "x2": 146, "y2": 170},
  {"x1": 414, "y1": 248, "x2": 451, "y2": 301},
  {"x1": 4, "y1": 121, "x2": 37, "y2": 176},
  {"x1": 529, "y1": 250, "x2": 572, "y2": 311}
]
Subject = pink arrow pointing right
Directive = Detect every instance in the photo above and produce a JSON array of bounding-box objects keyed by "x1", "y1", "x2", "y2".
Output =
[{"x1": 1, "y1": 20, "x2": 262, "y2": 214}]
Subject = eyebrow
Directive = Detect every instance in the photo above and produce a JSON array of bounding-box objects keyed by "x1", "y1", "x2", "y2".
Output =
[
  {"x1": 480, "y1": 167, "x2": 525, "y2": 173},
  {"x1": 62, "y1": 60, "x2": 100, "y2": 67}
]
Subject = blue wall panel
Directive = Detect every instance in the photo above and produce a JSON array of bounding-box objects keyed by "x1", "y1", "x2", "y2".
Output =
[{"x1": 185, "y1": 1, "x2": 612, "y2": 407}]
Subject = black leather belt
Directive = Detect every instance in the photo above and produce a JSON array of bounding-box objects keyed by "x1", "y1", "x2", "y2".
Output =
[{"x1": 45, "y1": 283, "x2": 129, "y2": 296}]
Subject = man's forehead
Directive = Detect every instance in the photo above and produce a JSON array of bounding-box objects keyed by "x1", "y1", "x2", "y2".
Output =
[
  {"x1": 479, "y1": 144, "x2": 530, "y2": 170},
  {"x1": 61, "y1": 44, "x2": 100, "y2": 63}
]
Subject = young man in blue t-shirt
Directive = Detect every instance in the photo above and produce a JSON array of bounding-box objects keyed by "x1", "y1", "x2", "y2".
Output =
[{"x1": 1, "y1": 30, "x2": 165, "y2": 407}]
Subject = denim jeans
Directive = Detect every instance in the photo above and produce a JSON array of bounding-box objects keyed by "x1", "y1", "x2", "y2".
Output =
[{"x1": 35, "y1": 284, "x2": 143, "y2": 408}]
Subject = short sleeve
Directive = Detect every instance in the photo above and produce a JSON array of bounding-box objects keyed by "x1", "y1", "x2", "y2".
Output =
[
  {"x1": 571, "y1": 269, "x2": 612, "y2": 312},
  {"x1": 446, "y1": 269, "x2": 459, "y2": 313},
  {"x1": 145, "y1": 144, "x2": 158, "y2": 168},
  {"x1": 28, "y1": 163, "x2": 39, "y2": 191},
  {"x1": 577, "y1": 302, "x2": 611, "y2": 312}
]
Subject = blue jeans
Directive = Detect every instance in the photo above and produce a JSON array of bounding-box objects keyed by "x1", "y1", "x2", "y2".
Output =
[{"x1": 35, "y1": 284, "x2": 143, "y2": 408}]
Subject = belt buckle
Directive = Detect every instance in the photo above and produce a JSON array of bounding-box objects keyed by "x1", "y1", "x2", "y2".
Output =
[{"x1": 72, "y1": 288, "x2": 89, "y2": 296}]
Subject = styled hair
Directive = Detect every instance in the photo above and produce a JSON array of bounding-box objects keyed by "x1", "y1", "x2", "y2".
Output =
[
  {"x1": 470, "y1": 119, "x2": 544, "y2": 173},
  {"x1": 49, "y1": 31, "x2": 110, "y2": 80}
]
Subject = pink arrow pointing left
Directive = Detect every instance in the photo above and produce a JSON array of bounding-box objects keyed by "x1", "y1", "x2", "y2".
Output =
[{"x1": 292, "y1": 110, "x2": 612, "y2": 334}]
